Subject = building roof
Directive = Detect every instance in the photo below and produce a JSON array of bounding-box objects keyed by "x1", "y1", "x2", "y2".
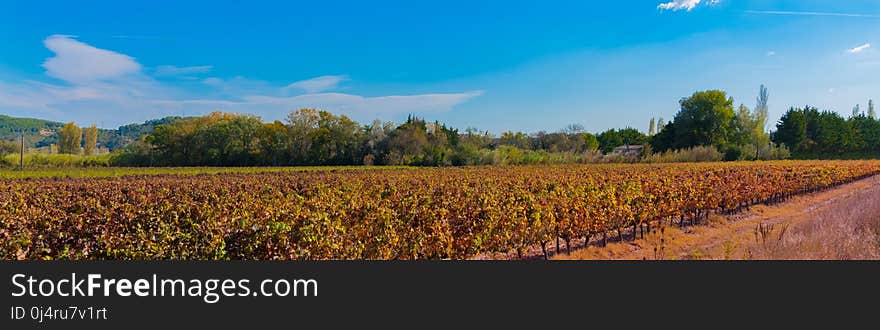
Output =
[{"x1": 612, "y1": 144, "x2": 644, "y2": 154}]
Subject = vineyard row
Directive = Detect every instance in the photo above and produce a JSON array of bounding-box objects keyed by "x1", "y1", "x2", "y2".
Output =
[{"x1": 1, "y1": 161, "x2": 878, "y2": 260}]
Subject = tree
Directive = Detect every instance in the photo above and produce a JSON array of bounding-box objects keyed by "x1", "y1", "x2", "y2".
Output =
[
  {"x1": 597, "y1": 129, "x2": 623, "y2": 153},
  {"x1": 422, "y1": 121, "x2": 456, "y2": 166},
  {"x1": 756, "y1": 85, "x2": 769, "y2": 132},
  {"x1": 452, "y1": 127, "x2": 493, "y2": 166},
  {"x1": 618, "y1": 127, "x2": 647, "y2": 145},
  {"x1": 773, "y1": 107, "x2": 807, "y2": 151},
  {"x1": 146, "y1": 112, "x2": 254, "y2": 166},
  {"x1": 650, "y1": 120, "x2": 676, "y2": 152},
  {"x1": 750, "y1": 86, "x2": 772, "y2": 159},
  {"x1": 814, "y1": 111, "x2": 852, "y2": 153},
  {"x1": 773, "y1": 106, "x2": 854, "y2": 155},
  {"x1": 363, "y1": 119, "x2": 394, "y2": 164},
  {"x1": 385, "y1": 117, "x2": 429, "y2": 165},
  {"x1": 58, "y1": 122, "x2": 82, "y2": 154},
  {"x1": 499, "y1": 131, "x2": 531, "y2": 149},
  {"x1": 649, "y1": 118, "x2": 656, "y2": 136},
  {"x1": 281, "y1": 109, "x2": 365, "y2": 165},
  {"x1": 733, "y1": 104, "x2": 754, "y2": 146},
  {"x1": 311, "y1": 111, "x2": 363, "y2": 165},
  {"x1": 257, "y1": 121, "x2": 289, "y2": 166},
  {"x1": 731, "y1": 86, "x2": 773, "y2": 159},
  {"x1": 534, "y1": 129, "x2": 599, "y2": 153},
  {"x1": 849, "y1": 114, "x2": 880, "y2": 153},
  {"x1": 220, "y1": 114, "x2": 263, "y2": 165},
  {"x1": 563, "y1": 124, "x2": 584, "y2": 134},
  {"x1": 581, "y1": 132, "x2": 600, "y2": 152},
  {"x1": 286, "y1": 109, "x2": 321, "y2": 164},
  {"x1": 149, "y1": 117, "x2": 205, "y2": 165},
  {"x1": 598, "y1": 128, "x2": 646, "y2": 153},
  {"x1": 651, "y1": 90, "x2": 736, "y2": 151},
  {"x1": 83, "y1": 125, "x2": 98, "y2": 155},
  {"x1": 772, "y1": 105, "x2": 870, "y2": 158}
]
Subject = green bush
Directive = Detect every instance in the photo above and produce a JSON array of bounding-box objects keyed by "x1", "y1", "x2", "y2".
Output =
[
  {"x1": 723, "y1": 145, "x2": 743, "y2": 161},
  {"x1": 1, "y1": 153, "x2": 112, "y2": 168},
  {"x1": 0, "y1": 141, "x2": 19, "y2": 156}
]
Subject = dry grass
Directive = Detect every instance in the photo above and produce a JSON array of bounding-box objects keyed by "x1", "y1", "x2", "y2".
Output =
[
  {"x1": 746, "y1": 195, "x2": 880, "y2": 260},
  {"x1": 557, "y1": 175, "x2": 880, "y2": 260}
]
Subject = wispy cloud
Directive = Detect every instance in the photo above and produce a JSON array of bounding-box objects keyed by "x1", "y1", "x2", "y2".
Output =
[
  {"x1": 244, "y1": 91, "x2": 484, "y2": 114},
  {"x1": 849, "y1": 43, "x2": 871, "y2": 54},
  {"x1": 153, "y1": 91, "x2": 484, "y2": 116},
  {"x1": 745, "y1": 10, "x2": 880, "y2": 18},
  {"x1": 1, "y1": 36, "x2": 482, "y2": 126},
  {"x1": 767, "y1": 51, "x2": 776, "y2": 56},
  {"x1": 284, "y1": 75, "x2": 349, "y2": 94},
  {"x1": 155, "y1": 65, "x2": 213, "y2": 77},
  {"x1": 658, "y1": 0, "x2": 719, "y2": 12}
]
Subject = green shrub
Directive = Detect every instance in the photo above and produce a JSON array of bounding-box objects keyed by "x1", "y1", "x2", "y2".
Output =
[
  {"x1": 1, "y1": 153, "x2": 112, "y2": 168},
  {"x1": 723, "y1": 145, "x2": 743, "y2": 161},
  {"x1": 0, "y1": 141, "x2": 19, "y2": 157}
]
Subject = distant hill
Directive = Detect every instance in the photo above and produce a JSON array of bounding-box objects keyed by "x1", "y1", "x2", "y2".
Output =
[
  {"x1": 0, "y1": 115, "x2": 64, "y2": 135},
  {"x1": 0, "y1": 115, "x2": 65, "y2": 147},
  {"x1": 99, "y1": 117, "x2": 183, "y2": 150},
  {"x1": 0, "y1": 114, "x2": 183, "y2": 151}
]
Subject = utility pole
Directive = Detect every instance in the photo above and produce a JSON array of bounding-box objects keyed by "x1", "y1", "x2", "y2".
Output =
[{"x1": 19, "y1": 129, "x2": 24, "y2": 171}]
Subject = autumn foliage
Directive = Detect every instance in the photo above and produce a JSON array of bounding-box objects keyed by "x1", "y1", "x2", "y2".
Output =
[{"x1": 2, "y1": 161, "x2": 879, "y2": 260}]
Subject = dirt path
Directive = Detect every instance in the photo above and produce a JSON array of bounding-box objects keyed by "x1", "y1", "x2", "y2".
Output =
[{"x1": 555, "y1": 175, "x2": 880, "y2": 260}]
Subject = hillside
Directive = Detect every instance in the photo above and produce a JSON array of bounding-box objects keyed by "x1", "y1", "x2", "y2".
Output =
[
  {"x1": 99, "y1": 117, "x2": 183, "y2": 150},
  {"x1": 0, "y1": 114, "x2": 182, "y2": 151},
  {"x1": 0, "y1": 115, "x2": 64, "y2": 146}
]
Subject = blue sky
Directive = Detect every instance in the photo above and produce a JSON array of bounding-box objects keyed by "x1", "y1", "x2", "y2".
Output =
[{"x1": 2, "y1": 0, "x2": 880, "y2": 133}]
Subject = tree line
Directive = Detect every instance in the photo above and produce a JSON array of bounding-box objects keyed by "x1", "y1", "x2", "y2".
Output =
[
  {"x1": 773, "y1": 101, "x2": 880, "y2": 159},
  {"x1": 19, "y1": 85, "x2": 880, "y2": 167},
  {"x1": 114, "y1": 109, "x2": 649, "y2": 167},
  {"x1": 114, "y1": 86, "x2": 791, "y2": 167}
]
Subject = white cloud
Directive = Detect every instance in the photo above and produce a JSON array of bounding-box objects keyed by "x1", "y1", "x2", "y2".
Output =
[
  {"x1": 42, "y1": 35, "x2": 141, "y2": 83},
  {"x1": 767, "y1": 51, "x2": 776, "y2": 56},
  {"x1": 155, "y1": 65, "x2": 213, "y2": 76},
  {"x1": 152, "y1": 91, "x2": 483, "y2": 118},
  {"x1": 657, "y1": 0, "x2": 718, "y2": 12},
  {"x1": 202, "y1": 76, "x2": 276, "y2": 96},
  {"x1": 1, "y1": 36, "x2": 482, "y2": 126},
  {"x1": 245, "y1": 91, "x2": 484, "y2": 114},
  {"x1": 284, "y1": 75, "x2": 348, "y2": 93},
  {"x1": 0, "y1": 81, "x2": 54, "y2": 110},
  {"x1": 848, "y1": 43, "x2": 871, "y2": 54}
]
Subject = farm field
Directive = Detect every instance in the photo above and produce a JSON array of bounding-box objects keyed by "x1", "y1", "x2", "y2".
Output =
[
  {"x1": 557, "y1": 173, "x2": 880, "y2": 260},
  {"x1": 0, "y1": 165, "x2": 407, "y2": 179},
  {"x1": 2, "y1": 161, "x2": 879, "y2": 260}
]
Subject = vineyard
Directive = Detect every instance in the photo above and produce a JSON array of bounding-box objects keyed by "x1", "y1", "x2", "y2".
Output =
[
  {"x1": 2, "y1": 161, "x2": 879, "y2": 260},
  {"x1": 0, "y1": 165, "x2": 406, "y2": 179}
]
